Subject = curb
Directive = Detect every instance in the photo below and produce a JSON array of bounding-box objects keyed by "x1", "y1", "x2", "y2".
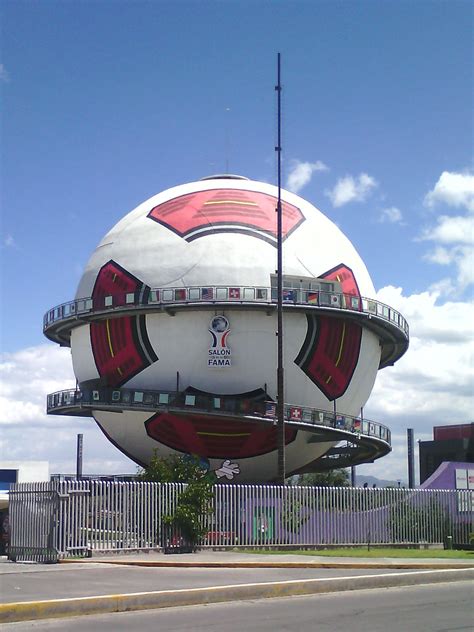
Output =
[{"x1": 1, "y1": 568, "x2": 473, "y2": 624}]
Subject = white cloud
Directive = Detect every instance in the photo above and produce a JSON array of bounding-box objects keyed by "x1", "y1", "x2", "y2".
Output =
[
  {"x1": 359, "y1": 286, "x2": 473, "y2": 484},
  {"x1": 421, "y1": 215, "x2": 474, "y2": 246},
  {"x1": 2, "y1": 234, "x2": 16, "y2": 249},
  {"x1": 0, "y1": 64, "x2": 9, "y2": 83},
  {"x1": 0, "y1": 345, "x2": 135, "y2": 474},
  {"x1": 285, "y1": 159, "x2": 328, "y2": 194},
  {"x1": 420, "y1": 171, "x2": 474, "y2": 295},
  {"x1": 325, "y1": 173, "x2": 377, "y2": 207},
  {"x1": 379, "y1": 206, "x2": 403, "y2": 224},
  {"x1": 424, "y1": 171, "x2": 474, "y2": 213}
]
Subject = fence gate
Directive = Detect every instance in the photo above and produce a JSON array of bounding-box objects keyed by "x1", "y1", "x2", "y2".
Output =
[{"x1": 8, "y1": 481, "x2": 91, "y2": 563}]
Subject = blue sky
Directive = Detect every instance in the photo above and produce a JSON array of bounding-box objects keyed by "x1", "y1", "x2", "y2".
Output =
[{"x1": 1, "y1": 1, "x2": 473, "y2": 483}]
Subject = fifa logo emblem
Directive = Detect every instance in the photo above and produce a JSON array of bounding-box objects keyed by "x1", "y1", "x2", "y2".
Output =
[{"x1": 208, "y1": 316, "x2": 231, "y2": 367}]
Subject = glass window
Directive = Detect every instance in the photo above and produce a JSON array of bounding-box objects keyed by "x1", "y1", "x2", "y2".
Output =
[
  {"x1": 162, "y1": 289, "x2": 173, "y2": 301},
  {"x1": 243, "y1": 288, "x2": 254, "y2": 300},
  {"x1": 133, "y1": 391, "x2": 144, "y2": 403},
  {"x1": 112, "y1": 391, "x2": 121, "y2": 402},
  {"x1": 149, "y1": 290, "x2": 160, "y2": 303},
  {"x1": 104, "y1": 295, "x2": 113, "y2": 307},
  {"x1": 189, "y1": 288, "x2": 201, "y2": 300},
  {"x1": 213, "y1": 397, "x2": 221, "y2": 409},
  {"x1": 185, "y1": 395, "x2": 196, "y2": 406},
  {"x1": 126, "y1": 292, "x2": 135, "y2": 304},
  {"x1": 321, "y1": 282, "x2": 334, "y2": 292},
  {"x1": 319, "y1": 292, "x2": 331, "y2": 306},
  {"x1": 216, "y1": 288, "x2": 227, "y2": 300},
  {"x1": 158, "y1": 393, "x2": 169, "y2": 404},
  {"x1": 85, "y1": 299, "x2": 93, "y2": 311},
  {"x1": 122, "y1": 391, "x2": 131, "y2": 403},
  {"x1": 92, "y1": 390, "x2": 100, "y2": 401},
  {"x1": 256, "y1": 288, "x2": 267, "y2": 300}
]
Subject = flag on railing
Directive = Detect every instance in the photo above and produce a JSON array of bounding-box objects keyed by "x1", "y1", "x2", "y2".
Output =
[
  {"x1": 265, "y1": 402, "x2": 276, "y2": 417},
  {"x1": 336, "y1": 415, "x2": 345, "y2": 428},
  {"x1": 283, "y1": 289, "x2": 297, "y2": 302},
  {"x1": 202, "y1": 287, "x2": 214, "y2": 300},
  {"x1": 290, "y1": 406, "x2": 302, "y2": 421},
  {"x1": 175, "y1": 289, "x2": 187, "y2": 301},
  {"x1": 307, "y1": 291, "x2": 318, "y2": 304},
  {"x1": 229, "y1": 288, "x2": 241, "y2": 299}
]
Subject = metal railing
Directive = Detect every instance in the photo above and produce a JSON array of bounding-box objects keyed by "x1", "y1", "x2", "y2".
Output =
[
  {"x1": 43, "y1": 284, "x2": 409, "y2": 337},
  {"x1": 8, "y1": 482, "x2": 473, "y2": 562},
  {"x1": 46, "y1": 387, "x2": 391, "y2": 446}
]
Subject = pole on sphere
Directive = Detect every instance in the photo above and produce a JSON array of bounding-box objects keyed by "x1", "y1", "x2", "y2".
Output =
[{"x1": 275, "y1": 52, "x2": 285, "y2": 485}]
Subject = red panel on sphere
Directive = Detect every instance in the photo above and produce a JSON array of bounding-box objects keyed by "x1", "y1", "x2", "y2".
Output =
[
  {"x1": 90, "y1": 261, "x2": 157, "y2": 386},
  {"x1": 145, "y1": 412, "x2": 297, "y2": 459},
  {"x1": 147, "y1": 189, "x2": 304, "y2": 245},
  {"x1": 90, "y1": 316, "x2": 156, "y2": 386},
  {"x1": 321, "y1": 264, "x2": 361, "y2": 297},
  {"x1": 295, "y1": 315, "x2": 362, "y2": 401},
  {"x1": 91, "y1": 260, "x2": 144, "y2": 308}
]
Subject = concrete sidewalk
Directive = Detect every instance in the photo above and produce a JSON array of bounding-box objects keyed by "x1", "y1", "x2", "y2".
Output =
[
  {"x1": 1, "y1": 551, "x2": 473, "y2": 625},
  {"x1": 62, "y1": 548, "x2": 474, "y2": 569}
]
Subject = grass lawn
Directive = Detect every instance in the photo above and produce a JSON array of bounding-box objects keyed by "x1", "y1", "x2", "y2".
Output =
[{"x1": 244, "y1": 547, "x2": 474, "y2": 559}]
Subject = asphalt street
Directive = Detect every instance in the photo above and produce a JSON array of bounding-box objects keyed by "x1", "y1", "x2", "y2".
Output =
[
  {"x1": 1, "y1": 551, "x2": 473, "y2": 625},
  {"x1": 3, "y1": 582, "x2": 473, "y2": 631},
  {"x1": 0, "y1": 561, "x2": 421, "y2": 603}
]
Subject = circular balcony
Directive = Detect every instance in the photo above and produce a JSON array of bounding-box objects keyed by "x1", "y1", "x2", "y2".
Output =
[
  {"x1": 46, "y1": 386, "x2": 391, "y2": 472},
  {"x1": 43, "y1": 284, "x2": 409, "y2": 369}
]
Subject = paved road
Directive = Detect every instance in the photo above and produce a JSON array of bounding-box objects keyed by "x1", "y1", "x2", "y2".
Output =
[
  {"x1": 0, "y1": 561, "x2": 420, "y2": 603},
  {"x1": 4, "y1": 582, "x2": 473, "y2": 631},
  {"x1": 1, "y1": 552, "x2": 472, "y2": 624}
]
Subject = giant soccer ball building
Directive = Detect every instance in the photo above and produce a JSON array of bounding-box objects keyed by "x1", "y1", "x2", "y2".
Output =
[{"x1": 45, "y1": 175, "x2": 409, "y2": 482}]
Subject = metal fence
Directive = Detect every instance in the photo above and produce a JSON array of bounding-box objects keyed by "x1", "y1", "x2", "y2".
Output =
[{"x1": 7, "y1": 481, "x2": 473, "y2": 562}]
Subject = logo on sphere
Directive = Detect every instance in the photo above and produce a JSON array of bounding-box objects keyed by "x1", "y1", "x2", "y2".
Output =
[{"x1": 208, "y1": 316, "x2": 231, "y2": 368}]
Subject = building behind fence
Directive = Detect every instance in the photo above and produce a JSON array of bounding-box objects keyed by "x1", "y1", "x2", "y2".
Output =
[{"x1": 7, "y1": 481, "x2": 473, "y2": 562}]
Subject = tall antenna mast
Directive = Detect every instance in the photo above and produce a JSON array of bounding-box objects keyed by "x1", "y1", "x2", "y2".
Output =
[{"x1": 275, "y1": 52, "x2": 285, "y2": 484}]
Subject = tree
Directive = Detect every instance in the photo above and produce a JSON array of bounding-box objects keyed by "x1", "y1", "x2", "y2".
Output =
[
  {"x1": 139, "y1": 452, "x2": 214, "y2": 549},
  {"x1": 290, "y1": 468, "x2": 350, "y2": 487},
  {"x1": 139, "y1": 452, "x2": 211, "y2": 484}
]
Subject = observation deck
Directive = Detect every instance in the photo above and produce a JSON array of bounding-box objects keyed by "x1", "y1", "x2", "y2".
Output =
[
  {"x1": 43, "y1": 283, "x2": 409, "y2": 369},
  {"x1": 47, "y1": 386, "x2": 391, "y2": 473},
  {"x1": 44, "y1": 283, "x2": 407, "y2": 473}
]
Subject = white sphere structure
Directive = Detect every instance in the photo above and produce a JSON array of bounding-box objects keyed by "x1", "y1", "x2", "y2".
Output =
[{"x1": 45, "y1": 175, "x2": 409, "y2": 482}]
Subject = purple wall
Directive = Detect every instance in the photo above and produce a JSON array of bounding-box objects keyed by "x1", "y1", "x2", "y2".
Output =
[{"x1": 420, "y1": 461, "x2": 473, "y2": 490}]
